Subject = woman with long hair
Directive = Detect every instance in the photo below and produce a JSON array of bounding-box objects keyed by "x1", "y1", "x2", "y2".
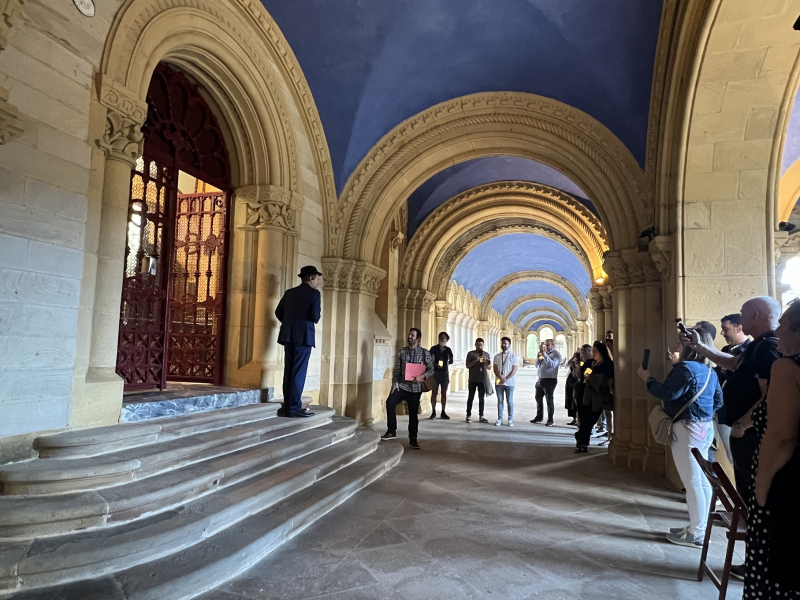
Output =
[
  {"x1": 574, "y1": 341, "x2": 614, "y2": 453},
  {"x1": 744, "y1": 300, "x2": 800, "y2": 598},
  {"x1": 637, "y1": 330, "x2": 722, "y2": 548}
]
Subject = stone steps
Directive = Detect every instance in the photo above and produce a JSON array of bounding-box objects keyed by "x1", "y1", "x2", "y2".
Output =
[
  {"x1": 0, "y1": 406, "x2": 401, "y2": 599},
  {"x1": 0, "y1": 406, "x2": 334, "y2": 495}
]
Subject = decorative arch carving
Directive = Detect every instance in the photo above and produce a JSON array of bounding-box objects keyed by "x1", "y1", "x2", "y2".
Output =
[
  {"x1": 336, "y1": 92, "x2": 649, "y2": 263},
  {"x1": 400, "y1": 181, "x2": 608, "y2": 296},
  {"x1": 98, "y1": 0, "x2": 335, "y2": 213},
  {"x1": 480, "y1": 270, "x2": 588, "y2": 321},
  {"x1": 515, "y1": 307, "x2": 573, "y2": 329},
  {"x1": 523, "y1": 314, "x2": 570, "y2": 334},
  {"x1": 504, "y1": 294, "x2": 578, "y2": 324}
]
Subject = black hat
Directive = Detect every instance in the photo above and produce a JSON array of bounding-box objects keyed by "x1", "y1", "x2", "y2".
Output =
[{"x1": 298, "y1": 265, "x2": 323, "y2": 278}]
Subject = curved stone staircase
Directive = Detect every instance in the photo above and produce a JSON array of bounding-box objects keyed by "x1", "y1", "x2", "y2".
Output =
[{"x1": 0, "y1": 404, "x2": 402, "y2": 600}]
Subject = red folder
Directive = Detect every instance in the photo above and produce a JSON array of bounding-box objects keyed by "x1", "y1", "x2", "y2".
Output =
[{"x1": 404, "y1": 362, "x2": 426, "y2": 381}]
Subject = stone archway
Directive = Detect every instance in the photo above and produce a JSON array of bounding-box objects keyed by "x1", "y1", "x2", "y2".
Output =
[
  {"x1": 504, "y1": 294, "x2": 580, "y2": 325},
  {"x1": 480, "y1": 271, "x2": 588, "y2": 321},
  {"x1": 71, "y1": 0, "x2": 333, "y2": 427}
]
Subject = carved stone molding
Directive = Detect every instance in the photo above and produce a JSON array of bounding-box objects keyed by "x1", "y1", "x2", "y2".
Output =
[
  {"x1": 236, "y1": 185, "x2": 304, "y2": 234},
  {"x1": 322, "y1": 258, "x2": 385, "y2": 296},
  {"x1": 0, "y1": 0, "x2": 26, "y2": 52},
  {"x1": 434, "y1": 301, "x2": 452, "y2": 320},
  {"x1": 599, "y1": 287, "x2": 613, "y2": 311},
  {"x1": 397, "y1": 288, "x2": 436, "y2": 312},
  {"x1": 603, "y1": 252, "x2": 630, "y2": 288},
  {"x1": 588, "y1": 287, "x2": 605, "y2": 312},
  {"x1": 0, "y1": 86, "x2": 23, "y2": 145},
  {"x1": 649, "y1": 235, "x2": 673, "y2": 281},
  {"x1": 96, "y1": 109, "x2": 144, "y2": 167},
  {"x1": 389, "y1": 231, "x2": 404, "y2": 252}
]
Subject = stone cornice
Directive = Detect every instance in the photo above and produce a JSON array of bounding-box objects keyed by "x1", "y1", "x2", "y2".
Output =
[
  {"x1": 321, "y1": 258, "x2": 385, "y2": 296},
  {"x1": 337, "y1": 91, "x2": 649, "y2": 262}
]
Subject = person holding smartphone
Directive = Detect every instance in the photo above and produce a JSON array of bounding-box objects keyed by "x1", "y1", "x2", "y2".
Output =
[{"x1": 465, "y1": 338, "x2": 492, "y2": 423}]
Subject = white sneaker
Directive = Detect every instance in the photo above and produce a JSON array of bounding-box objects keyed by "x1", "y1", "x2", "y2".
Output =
[
  {"x1": 665, "y1": 527, "x2": 703, "y2": 548},
  {"x1": 495, "y1": 419, "x2": 502, "y2": 426},
  {"x1": 508, "y1": 420, "x2": 514, "y2": 427}
]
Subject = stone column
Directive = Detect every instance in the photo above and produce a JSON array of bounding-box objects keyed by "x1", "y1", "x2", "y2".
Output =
[
  {"x1": 588, "y1": 288, "x2": 605, "y2": 342},
  {"x1": 0, "y1": 0, "x2": 26, "y2": 145},
  {"x1": 227, "y1": 185, "x2": 303, "y2": 391},
  {"x1": 75, "y1": 82, "x2": 147, "y2": 425},
  {"x1": 397, "y1": 288, "x2": 436, "y2": 349},
  {"x1": 434, "y1": 301, "x2": 451, "y2": 342},
  {"x1": 320, "y1": 259, "x2": 385, "y2": 425}
]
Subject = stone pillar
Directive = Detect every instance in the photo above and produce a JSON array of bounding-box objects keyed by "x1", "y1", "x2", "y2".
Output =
[
  {"x1": 73, "y1": 83, "x2": 147, "y2": 425},
  {"x1": 227, "y1": 185, "x2": 303, "y2": 391},
  {"x1": 434, "y1": 301, "x2": 451, "y2": 342},
  {"x1": 320, "y1": 259, "x2": 385, "y2": 425},
  {"x1": 605, "y1": 249, "x2": 665, "y2": 475},
  {"x1": 397, "y1": 289, "x2": 436, "y2": 349},
  {"x1": 588, "y1": 287, "x2": 605, "y2": 342}
]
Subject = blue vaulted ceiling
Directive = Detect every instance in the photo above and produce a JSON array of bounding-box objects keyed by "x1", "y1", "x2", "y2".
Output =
[
  {"x1": 510, "y1": 300, "x2": 571, "y2": 324},
  {"x1": 452, "y1": 233, "x2": 591, "y2": 300},
  {"x1": 262, "y1": 0, "x2": 665, "y2": 192},
  {"x1": 530, "y1": 320, "x2": 565, "y2": 332},
  {"x1": 492, "y1": 281, "x2": 579, "y2": 316},
  {"x1": 406, "y1": 157, "x2": 597, "y2": 238}
]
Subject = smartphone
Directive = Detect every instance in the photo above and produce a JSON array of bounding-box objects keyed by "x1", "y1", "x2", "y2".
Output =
[
  {"x1": 676, "y1": 318, "x2": 688, "y2": 335},
  {"x1": 642, "y1": 349, "x2": 651, "y2": 370}
]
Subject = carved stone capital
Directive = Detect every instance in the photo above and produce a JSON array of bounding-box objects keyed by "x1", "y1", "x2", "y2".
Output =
[
  {"x1": 0, "y1": 0, "x2": 26, "y2": 52},
  {"x1": 603, "y1": 252, "x2": 629, "y2": 287},
  {"x1": 599, "y1": 287, "x2": 613, "y2": 310},
  {"x1": 0, "y1": 86, "x2": 23, "y2": 145},
  {"x1": 625, "y1": 249, "x2": 661, "y2": 285},
  {"x1": 322, "y1": 258, "x2": 385, "y2": 296},
  {"x1": 97, "y1": 108, "x2": 144, "y2": 167},
  {"x1": 397, "y1": 288, "x2": 436, "y2": 312},
  {"x1": 236, "y1": 185, "x2": 304, "y2": 234},
  {"x1": 649, "y1": 235, "x2": 673, "y2": 281},
  {"x1": 434, "y1": 301, "x2": 452, "y2": 319},
  {"x1": 774, "y1": 230, "x2": 800, "y2": 277},
  {"x1": 389, "y1": 231, "x2": 404, "y2": 252},
  {"x1": 588, "y1": 287, "x2": 604, "y2": 312}
]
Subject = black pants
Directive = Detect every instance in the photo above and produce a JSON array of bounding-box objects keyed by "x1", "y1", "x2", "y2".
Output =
[
  {"x1": 282, "y1": 343, "x2": 312, "y2": 415},
  {"x1": 386, "y1": 389, "x2": 421, "y2": 442},
  {"x1": 575, "y1": 403, "x2": 601, "y2": 447},
  {"x1": 535, "y1": 378, "x2": 558, "y2": 421},
  {"x1": 467, "y1": 381, "x2": 485, "y2": 417},
  {"x1": 730, "y1": 427, "x2": 760, "y2": 506}
]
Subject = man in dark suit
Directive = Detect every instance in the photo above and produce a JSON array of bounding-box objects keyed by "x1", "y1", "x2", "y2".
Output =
[{"x1": 275, "y1": 265, "x2": 323, "y2": 418}]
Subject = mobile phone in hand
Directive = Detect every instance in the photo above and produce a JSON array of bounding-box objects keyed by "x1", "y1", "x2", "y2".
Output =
[{"x1": 642, "y1": 349, "x2": 650, "y2": 370}]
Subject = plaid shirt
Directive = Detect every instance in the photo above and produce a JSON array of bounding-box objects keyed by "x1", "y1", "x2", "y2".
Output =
[{"x1": 393, "y1": 345, "x2": 435, "y2": 393}]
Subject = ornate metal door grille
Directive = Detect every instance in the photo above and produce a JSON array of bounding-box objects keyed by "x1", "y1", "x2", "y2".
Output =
[
  {"x1": 116, "y1": 63, "x2": 231, "y2": 391},
  {"x1": 167, "y1": 191, "x2": 227, "y2": 382},
  {"x1": 116, "y1": 157, "x2": 175, "y2": 390}
]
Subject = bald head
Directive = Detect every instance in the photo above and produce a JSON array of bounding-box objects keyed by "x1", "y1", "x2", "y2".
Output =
[{"x1": 740, "y1": 296, "x2": 781, "y2": 337}]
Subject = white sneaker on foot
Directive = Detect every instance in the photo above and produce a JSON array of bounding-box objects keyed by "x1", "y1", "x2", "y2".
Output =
[
  {"x1": 495, "y1": 419, "x2": 502, "y2": 426},
  {"x1": 508, "y1": 420, "x2": 514, "y2": 427}
]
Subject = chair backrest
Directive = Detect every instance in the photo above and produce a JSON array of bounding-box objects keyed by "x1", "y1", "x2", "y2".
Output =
[{"x1": 691, "y1": 447, "x2": 748, "y2": 521}]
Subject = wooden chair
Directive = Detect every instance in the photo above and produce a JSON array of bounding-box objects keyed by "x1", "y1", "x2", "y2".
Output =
[{"x1": 691, "y1": 447, "x2": 748, "y2": 599}]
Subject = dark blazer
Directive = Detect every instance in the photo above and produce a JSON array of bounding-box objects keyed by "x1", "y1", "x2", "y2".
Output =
[{"x1": 275, "y1": 282, "x2": 321, "y2": 347}]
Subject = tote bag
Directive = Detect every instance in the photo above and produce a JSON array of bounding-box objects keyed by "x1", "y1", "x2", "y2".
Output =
[{"x1": 648, "y1": 367, "x2": 711, "y2": 445}]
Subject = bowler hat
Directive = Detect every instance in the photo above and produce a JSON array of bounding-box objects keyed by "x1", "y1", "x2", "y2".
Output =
[{"x1": 298, "y1": 265, "x2": 323, "y2": 278}]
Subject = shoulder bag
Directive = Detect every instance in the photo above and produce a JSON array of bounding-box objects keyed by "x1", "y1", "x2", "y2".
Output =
[{"x1": 648, "y1": 366, "x2": 711, "y2": 445}]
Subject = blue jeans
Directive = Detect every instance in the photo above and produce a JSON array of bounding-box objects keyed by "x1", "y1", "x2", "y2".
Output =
[{"x1": 496, "y1": 385, "x2": 514, "y2": 420}]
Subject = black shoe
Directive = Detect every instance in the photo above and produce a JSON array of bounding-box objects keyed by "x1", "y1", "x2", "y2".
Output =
[
  {"x1": 545, "y1": 421, "x2": 554, "y2": 427},
  {"x1": 380, "y1": 432, "x2": 397, "y2": 441},
  {"x1": 479, "y1": 416, "x2": 489, "y2": 423},
  {"x1": 730, "y1": 564, "x2": 746, "y2": 580},
  {"x1": 531, "y1": 417, "x2": 543, "y2": 423},
  {"x1": 289, "y1": 411, "x2": 314, "y2": 418},
  {"x1": 440, "y1": 413, "x2": 450, "y2": 420},
  {"x1": 574, "y1": 445, "x2": 588, "y2": 454},
  {"x1": 409, "y1": 440, "x2": 420, "y2": 450},
  {"x1": 567, "y1": 419, "x2": 578, "y2": 426},
  {"x1": 429, "y1": 412, "x2": 436, "y2": 419}
]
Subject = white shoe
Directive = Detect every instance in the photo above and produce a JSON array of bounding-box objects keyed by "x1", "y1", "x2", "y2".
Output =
[
  {"x1": 495, "y1": 419, "x2": 502, "y2": 426},
  {"x1": 508, "y1": 420, "x2": 514, "y2": 427}
]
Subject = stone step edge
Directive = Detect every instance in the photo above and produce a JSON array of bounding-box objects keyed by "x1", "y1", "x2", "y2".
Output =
[
  {"x1": 0, "y1": 443, "x2": 403, "y2": 600},
  {"x1": 0, "y1": 408, "x2": 335, "y2": 495},
  {"x1": 0, "y1": 431, "x2": 392, "y2": 596},
  {"x1": 33, "y1": 404, "x2": 282, "y2": 460},
  {"x1": 0, "y1": 418, "x2": 358, "y2": 539}
]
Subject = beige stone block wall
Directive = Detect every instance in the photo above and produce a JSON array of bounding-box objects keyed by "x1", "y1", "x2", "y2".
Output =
[{"x1": 0, "y1": 1, "x2": 120, "y2": 438}]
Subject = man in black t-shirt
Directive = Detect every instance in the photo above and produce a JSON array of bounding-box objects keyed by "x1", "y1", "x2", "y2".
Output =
[
  {"x1": 428, "y1": 332, "x2": 454, "y2": 420},
  {"x1": 712, "y1": 313, "x2": 750, "y2": 464}
]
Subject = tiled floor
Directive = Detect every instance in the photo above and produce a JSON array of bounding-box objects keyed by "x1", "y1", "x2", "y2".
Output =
[{"x1": 200, "y1": 367, "x2": 743, "y2": 600}]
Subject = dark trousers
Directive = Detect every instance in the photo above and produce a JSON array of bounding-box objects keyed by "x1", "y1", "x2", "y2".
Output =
[
  {"x1": 575, "y1": 403, "x2": 601, "y2": 447},
  {"x1": 535, "y1": 378, "x2": 558, "y2": 421},
  {"x1": 282, "y1": 343, "x2": 312, "y2": 416},
  {"x1": 386, "y1": 389, "x2": 421, "y2": 441},
  {"x1": 730, "y1": 427, "x2": 760, "y2": 506},
  {"x1": 467, "y1": 381, "x2": 485, "y2": 416}
]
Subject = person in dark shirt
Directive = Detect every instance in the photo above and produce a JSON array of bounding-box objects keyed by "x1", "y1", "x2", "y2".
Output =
[
  {"x1": 712, "y1": 313, "x2": 751, "y2": 464},
  {"x1": 428, "y1": 332, "x2": 454, "y2": 420},
  {"x1": 685, "y1": 296, "x2": 781, "y2": 579}
]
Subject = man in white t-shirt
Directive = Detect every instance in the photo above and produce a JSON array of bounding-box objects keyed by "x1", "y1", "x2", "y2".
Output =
[{"x1": 493, "y1": 336, "x2": 519, "y2": 426}]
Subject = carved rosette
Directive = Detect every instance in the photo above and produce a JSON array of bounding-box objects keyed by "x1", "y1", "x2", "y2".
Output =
[
  {"x1": 322, "y1": 258, "x2": 385, "y2": 296},
  {"x1": 236, "y1": 185, "x2": 304, "y2": 235},
  {"x1": 96, "y1": 79, "x2": 147, "y2": 166}
]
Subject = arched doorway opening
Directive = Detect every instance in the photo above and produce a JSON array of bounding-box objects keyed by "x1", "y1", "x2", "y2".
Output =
[{"x1": 115, "y1": 63, "x2": 232, "y2": 390}]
